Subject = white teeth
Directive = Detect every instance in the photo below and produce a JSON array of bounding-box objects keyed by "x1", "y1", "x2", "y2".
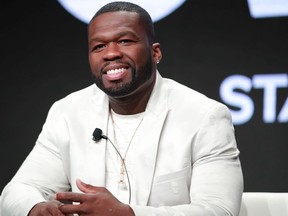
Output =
[{"x1": 107, "y1": 68, "x2": 126, "y2": 75}]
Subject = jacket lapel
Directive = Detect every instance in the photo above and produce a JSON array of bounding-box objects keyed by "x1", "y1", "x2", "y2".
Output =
[
  {"x1": 133, "y1": 72, "x2": 169, "y2": 205},
  {"x1": 86, "y1": 89, "x2": 110, "y2": 186}
]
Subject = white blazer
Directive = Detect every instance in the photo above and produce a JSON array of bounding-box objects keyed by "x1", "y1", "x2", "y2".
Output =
[{"x1": 1, "y1": 72, "x2": 243, "y2": 216}]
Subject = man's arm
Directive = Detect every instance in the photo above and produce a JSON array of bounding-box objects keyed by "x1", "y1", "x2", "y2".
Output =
[{"x1": 1, "y1": 102, "x2": 70, "y2": 216}]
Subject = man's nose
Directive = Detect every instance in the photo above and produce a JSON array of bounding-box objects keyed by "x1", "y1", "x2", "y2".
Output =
[{"x1": 103, "y1": 42, "x2": 123, "y2": 60}]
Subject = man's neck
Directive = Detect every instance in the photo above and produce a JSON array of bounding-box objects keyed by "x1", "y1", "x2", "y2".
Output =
[{"x1": 109, "y1": 92, "x2": 150, "y2": 115}]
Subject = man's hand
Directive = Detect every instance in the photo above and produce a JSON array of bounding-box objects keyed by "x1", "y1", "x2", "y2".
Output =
[
  {"x1": 56, "y1": 179, "x2": 135, "y2": 216},
  {"x1": 28, "y1": 200, "x2": 66, "y2": 216}
]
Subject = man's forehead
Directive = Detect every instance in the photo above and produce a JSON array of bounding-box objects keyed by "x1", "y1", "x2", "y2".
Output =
[
  {"x1": 92, "y1": 11, "x2": 140, "y2": 25},
  {"x1": 89, "y1": 11, "x2": 142, "y2": 34}
]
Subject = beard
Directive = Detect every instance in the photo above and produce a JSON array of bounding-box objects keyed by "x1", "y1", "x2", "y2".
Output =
[{"x1": 93, "y1": 56, "x2": 153, "y2": 98}]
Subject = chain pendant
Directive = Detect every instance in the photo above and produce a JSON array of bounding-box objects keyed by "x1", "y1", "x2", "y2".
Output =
[
  {"x1": 109, "y1": 109, "x2": 144, "y2": 192},
  {"x1": 118, "y1": 161, "x2": 127, "y2": 190}
]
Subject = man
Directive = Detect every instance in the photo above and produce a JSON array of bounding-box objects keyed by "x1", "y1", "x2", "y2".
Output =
[{"x1": 1, "y1": 2, "x2": 243, "y2": 216}]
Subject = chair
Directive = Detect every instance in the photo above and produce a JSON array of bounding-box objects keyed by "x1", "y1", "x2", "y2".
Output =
[{"x1": 239, "y1": 192, "x2": 288, "y2": 216}]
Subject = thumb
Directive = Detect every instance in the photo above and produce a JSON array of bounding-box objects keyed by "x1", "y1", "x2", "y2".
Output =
[{"x1": 76, "y1": 179, "x2": 97, "y2": 193}]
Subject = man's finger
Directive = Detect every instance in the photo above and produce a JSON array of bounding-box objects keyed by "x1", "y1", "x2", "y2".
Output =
[
  {"x1": 76, "y1": 178, "x2": 98, "y2": 193},
  {"x1": 58, "y1": 203, "x2": 84, "y2": 215},
  {"x1": 56, "y1": 191, "x2": 84, "y2": 203}
]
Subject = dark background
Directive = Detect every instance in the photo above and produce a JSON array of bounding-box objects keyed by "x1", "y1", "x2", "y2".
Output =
[{"x1": 1, "y1": 1, "x2": 287, "y2": 193}]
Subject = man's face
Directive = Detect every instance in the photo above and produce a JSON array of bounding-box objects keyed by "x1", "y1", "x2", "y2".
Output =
[{"x1": 88, "y1": 11, "x2": 160, "y2": 98}]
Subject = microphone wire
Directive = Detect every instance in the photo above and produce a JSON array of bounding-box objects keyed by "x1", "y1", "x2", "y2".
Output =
[{"x1": 105, "y1": 136, "x2": 132, "y2": 204}]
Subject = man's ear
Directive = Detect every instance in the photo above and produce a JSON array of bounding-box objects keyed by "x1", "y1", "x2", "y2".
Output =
[{"x1": 152, "y1": 43, "x2": 162, "y2": 64}]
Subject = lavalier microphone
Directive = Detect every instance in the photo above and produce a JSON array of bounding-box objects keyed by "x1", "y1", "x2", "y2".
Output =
[{"x1": 92, "y1": 128, "x2": 108, "y2": 142}]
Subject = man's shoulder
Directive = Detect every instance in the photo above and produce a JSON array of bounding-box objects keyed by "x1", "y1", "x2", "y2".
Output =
[
  {"x1": 64, "y1": 84, "x2": 98, "y2": 99},
  {"x1": 163, "y1": 78, "x2": 213, "y2": 101},
  {"x1": 50, "y1": 84, "x2": 105, "y2": 110},
  {"x1": 162, "y1": 77, "x2": 224, "y2": 111}
]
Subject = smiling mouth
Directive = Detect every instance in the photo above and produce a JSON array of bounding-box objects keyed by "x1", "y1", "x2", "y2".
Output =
[
  {"x1": 104, "y1": 67, "x2": 129, "y2": 81},
  {"x1": 106, "y1": 68, "x2": 127, "y2": 75}
]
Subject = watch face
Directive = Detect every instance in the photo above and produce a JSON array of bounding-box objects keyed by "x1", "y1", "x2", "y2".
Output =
[{"x1": 57, "y1": 0, "x2": 187, "y2": 23}]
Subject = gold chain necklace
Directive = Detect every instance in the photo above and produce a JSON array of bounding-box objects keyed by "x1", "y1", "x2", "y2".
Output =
[{"x1": 109, "y1": 109, "x2": 144, "y2": 190}]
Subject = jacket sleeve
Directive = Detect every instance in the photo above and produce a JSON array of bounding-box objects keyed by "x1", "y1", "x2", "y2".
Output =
[
  {"x1": 130, "y1": 103, "x2": 244, "y2": 216},
  {"x1": 0, "y1": 102, "x2": 71, "y2": 216}
]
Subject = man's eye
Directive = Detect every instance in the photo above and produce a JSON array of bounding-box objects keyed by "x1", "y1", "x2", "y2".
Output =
[
  {"x1": 118, "y1": 40, "x2": 132, "y2": 44},
  {"x1": 93, "y1": 44, "x2": 106, "y2": 51}
]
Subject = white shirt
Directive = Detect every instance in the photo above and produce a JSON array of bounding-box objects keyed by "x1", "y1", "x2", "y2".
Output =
[{"x1": 105, "y1": 110, "x2": 144, "y2": 203}]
